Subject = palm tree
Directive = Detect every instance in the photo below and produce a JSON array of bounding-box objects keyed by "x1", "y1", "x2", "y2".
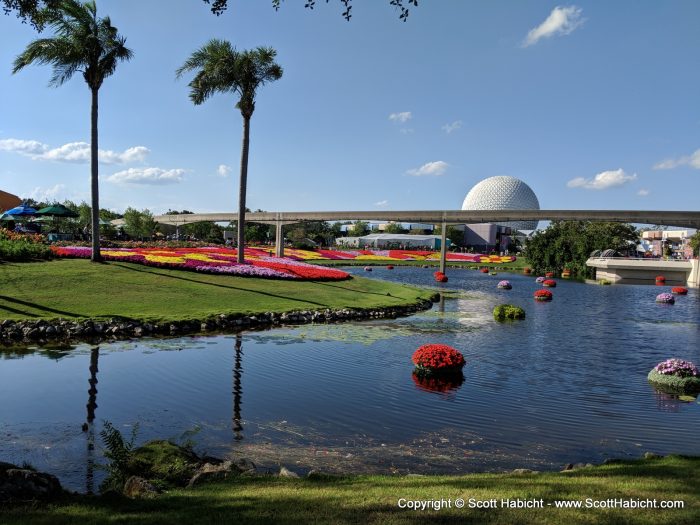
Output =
[
  {"x1": 177, "y1": 40, "x2": 282, "y2": 264},
  {"x1": 12, "y1": 0, "x2": 132, "y2": 262}
]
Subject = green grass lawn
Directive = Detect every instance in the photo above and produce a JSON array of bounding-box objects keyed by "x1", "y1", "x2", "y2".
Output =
[
  {"x1": 1, "y1": 456, "x2": 697, "y2": 524},
  {"x1": 0, "y1": 259, "x2": 434, "y2": 322}
]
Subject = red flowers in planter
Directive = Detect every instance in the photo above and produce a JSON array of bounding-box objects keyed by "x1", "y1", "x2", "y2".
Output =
[
  {"x1": 434, "y1": 271, "x2": 448, "y2": 282},
  {"x1": 480, "y1": 267, "x2": 489, "y2": 273},
  {"x1": 545, "y1": 271, "x2": 555, "y2": 278},
  {"x1": 655, "y1": 276, "x2": 666, "y2": 284},
  {"x1": 534, "y1": 289, "x2": 553, "y2": 301},
  {"x1": 523, "y1": 267, "x2": 532, "y2": 274},
  {"x1": 542, "y1": 279, "x2": 557, "y2": 287},
  {"x1": 672, "y1": 287, "x2": 688, "y2": 295},
  {"x1": 561, "y1": 269, "x2": 571, "y2": 278},
  {"x1": 412, "y1": 344, "x2": 465, "y2": 374},
  {"x1": 386, "y1": 265, "x2": 394, "y2": 270}
]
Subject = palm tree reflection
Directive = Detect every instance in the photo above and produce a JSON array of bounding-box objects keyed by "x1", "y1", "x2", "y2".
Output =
[
  {"x1": 232, "y1": 335, "x2": 244, "y2": 440},
  {"x1": 85, "y1": 346, "x2": 99, "y2": 494}
]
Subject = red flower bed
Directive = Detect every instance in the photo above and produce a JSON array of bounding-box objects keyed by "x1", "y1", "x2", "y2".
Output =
[
  {"x1": 412, "y1": 344, "x2": 465, "y2": 373},
  {"x1": 534, "y1": 289, "x2": 553, "y2": 301},
  {"x1": 672, "y1": 287, "x2": 688, "y2": 295},
  {"x1": 542, "y1": 279, "x2": 557, "y2": 287}
]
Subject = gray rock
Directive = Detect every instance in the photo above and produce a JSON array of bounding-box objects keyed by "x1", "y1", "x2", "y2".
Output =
[
  {"x1": 511, "y1": 469, "x2": 539, "y2": 475},
  {"x1": 123, "y1": 476, "x2": 159, "y2": 499},
  {"x1": 0, "y1": 466, "x2": 63, "y2": 503}
]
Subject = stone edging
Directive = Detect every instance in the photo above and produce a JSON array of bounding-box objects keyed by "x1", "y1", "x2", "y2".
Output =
[{"x1": 0, "y1": 295, "x2": 439, "y2": 345}]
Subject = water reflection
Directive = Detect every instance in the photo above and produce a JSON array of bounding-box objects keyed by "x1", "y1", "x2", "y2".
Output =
[
  {"x1": 232, "y1": 335, "x2": 243, "y2": 441},
  {"x1": 84, "y1": 346, "x2": 99, "y2": 494},
  {"x1": 411, "y1": 371, "x2": 465, "y2": 395}
]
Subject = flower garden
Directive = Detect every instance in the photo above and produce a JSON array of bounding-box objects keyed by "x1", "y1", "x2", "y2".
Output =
[{"x1": 50, "y1": 246, "x2": 350, "y2": 281}]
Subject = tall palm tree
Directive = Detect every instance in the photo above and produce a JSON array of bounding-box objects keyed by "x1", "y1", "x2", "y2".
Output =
[
  {"x1": 177, "y1": 40, "x2": 282, "y2": 264},
  {"x1": 12, "y1": 0, "x2": 132, "y2": 262}
]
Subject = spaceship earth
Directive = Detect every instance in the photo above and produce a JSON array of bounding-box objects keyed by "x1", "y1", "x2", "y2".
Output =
[{"x1": 461, "y1": 176, "x2": 540, "y2": 231}]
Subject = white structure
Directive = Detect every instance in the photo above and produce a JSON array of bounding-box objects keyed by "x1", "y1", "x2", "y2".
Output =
[
  {"x1": 461, "y1": 175, "x2": 540, "y2": 232},
  {"x1": 335, "y1": 233, "x2": 449, "y2": 250}
]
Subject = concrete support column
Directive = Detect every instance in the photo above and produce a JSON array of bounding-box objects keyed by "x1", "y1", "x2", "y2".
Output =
[
  {"x1": 275, "y1": 222, "x2": 284, "y2": 258},
  {"x1": 439, "y1": 221, "x2": 447, "y2": 274}
]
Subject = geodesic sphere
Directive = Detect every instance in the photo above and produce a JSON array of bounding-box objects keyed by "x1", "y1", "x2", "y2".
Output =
[{"x1": 461, "y1": 176, "x2": 540, "y2": 231}]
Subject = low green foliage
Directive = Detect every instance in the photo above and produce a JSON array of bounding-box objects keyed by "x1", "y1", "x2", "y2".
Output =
[
  {"x1": 99, "y1": 421, "x2": 140, "y2": 493},
  {"x1": 126, "y1": 440, "x2": 200, "y2": 488},
  {"x1": 0, "y1": 239, "x2": 53, "y2": 261},
  {"x1": 648, "y1": 369, "x2": 700, "y2": 394},
  {"x1": 493, "y1": 304, "x2": 526, "y2": 321},
  {"x1": 1, "y1": 456, "x2": 698, "y2": 524}
]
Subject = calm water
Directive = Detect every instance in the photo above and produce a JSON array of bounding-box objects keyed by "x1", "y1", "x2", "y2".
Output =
[{"x1": 1, "y1": 267, "x2": 699, "y2": 492}]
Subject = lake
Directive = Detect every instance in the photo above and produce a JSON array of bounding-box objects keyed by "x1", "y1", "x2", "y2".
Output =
[{"x1": 1, "y1": 267, "x2": 699, "y2": 492}]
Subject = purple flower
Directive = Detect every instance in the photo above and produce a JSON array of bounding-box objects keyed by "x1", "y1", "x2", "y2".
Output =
[
  {"x1": 654, "y1": 358, "x2": 700, "y2": 378},
  {"x1": 656, "y1": 293, "x2": 675, "y2": 304}
]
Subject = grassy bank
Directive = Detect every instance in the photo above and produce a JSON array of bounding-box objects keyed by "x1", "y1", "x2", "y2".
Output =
[
  {"x1": 2, "y1": 456, "x2": 698, "y2": 524},
  {"x1": 0, "y1": 259, "x2": 434, "y2": 322}
]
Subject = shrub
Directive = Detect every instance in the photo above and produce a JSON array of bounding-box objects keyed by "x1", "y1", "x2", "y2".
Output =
[
  {"x1": 493, "y1": 304, "x2": 525, "y2": 321},
  {"x1": 0, "y1": 239, "x2": 53, "y2": 261},
  {"x1": 648, "y1": 359, "x2": 700, "y2": 394}
]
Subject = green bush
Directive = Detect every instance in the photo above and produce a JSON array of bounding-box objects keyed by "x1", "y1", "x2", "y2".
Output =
[
  {"x1": 493, "y1": 304, "x2": 526, "y2": 321},
  {"x1": 0, "y1": 239, "x2": 53, "y2": 261}
]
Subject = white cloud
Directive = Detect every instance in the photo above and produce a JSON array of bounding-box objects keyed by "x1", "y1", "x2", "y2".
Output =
[
  {"x1": 217, "y1": 164, "x2": 232, "y2": 177},
  {"x1": 28, "y1": 184, "x2": 66, "y2": 202},
  {"x1": 442, "y1": 120, "x2": 463, "y2": 134},
  {"x1": 0, "y1": 138, "x2": 48, "y2": 155},
  {"x1": 107, "y1": 167, "x2": 185, "y2": 185},
  {"x1": 637, "y1": 188, "x2": 650, "y2": 197},
  {"x1": 0, "y1": 137, "x2": 149, "y2": 164},
  {"x1": 405, "y1": 161, "x2": 449, "y2": 177},
  {"x1": 653, "y1": 148, "x2": 700, "y2": 170},
  {"x1": 389, "y1": 112, "x2": 412, "y2": 123},
  {"x1": 374, "y1": 199, "x2": 389, "y2": 207},
  {"x1": 523, "y1": 6, "x2": 585, "y2": 47},
  {"x1": 567, "y1": 168, "x2": 637, "y2": 190}
]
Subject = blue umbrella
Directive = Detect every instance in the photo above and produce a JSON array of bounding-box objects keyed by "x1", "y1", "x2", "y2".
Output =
[{"x1": 2, "y1": 204, "x2": 37, "y2": 217}]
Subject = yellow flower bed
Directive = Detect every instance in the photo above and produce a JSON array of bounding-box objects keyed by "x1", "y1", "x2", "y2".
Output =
[{"x1": 144, "y1": 255, "x2": 187, "y2": 263}]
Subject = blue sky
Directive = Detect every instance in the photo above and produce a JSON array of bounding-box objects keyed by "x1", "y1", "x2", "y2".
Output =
[{"x1": 1, "y1": 0, "x2": 699, "y2": 215}]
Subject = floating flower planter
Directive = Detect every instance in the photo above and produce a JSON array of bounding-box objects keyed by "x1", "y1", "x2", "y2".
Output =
[
  {"x1": 493, "y1": 304, "x2": 525, "y2": 321},
  {"x1": 562, "y1": 270, "x2": 571, "y2": 278},
  {"x1": 545, "y1": 271, "x2": 555, "y2": 278},
  {"x1": 497, "y1": 280, "x2": 512, "y2": 290},
  {"x1": 364, "y1": 266, "x2": 372, "y2": 272},
  {"x1": 672, "y1": 287, "x2": 688, "y2": 295},
  {"x1": 534, "y1": 289, "x2": 553, "y2": 301},
  {"x1": 655, "y1": 276, "x2": 666, "y2": 284},
  {"x1": 535, "y1": 276, "x2": 545, "y2": 283},
  {"x1": 542, "y1": 279, "x2": 557, "y2": 287},
  {"x1": 648, "y1": 358, "x2": 700, "y2": 394},
  {"x1": 434, "y1": 271, "x2": 448, "y2": 283},
  {"x1": 490, "y1": 271, "x2": 497, "y2": 275},
  {"x1": 386, "y1": 265, "x2": 394, "y2": 270},
  {"x1": 480, "y1": 267, "x2": 489, "y2": 273},
  {"x1": 656, "y1": 293, "x2": 675, "y2": 304},
  {"x1": 412, "y1": 344, "x2": 465, "y2": 376},
  {"x1": 523, "y1": 267, "x2": 532, "y2": 274}
]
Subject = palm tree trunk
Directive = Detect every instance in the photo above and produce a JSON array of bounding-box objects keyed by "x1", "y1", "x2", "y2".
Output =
[
  {"x1": 90, "y1": 87, "x2": 101, "y2": 262},
  {"x1": 237, "y1": 115, "x2": 251, "y2": 264}
]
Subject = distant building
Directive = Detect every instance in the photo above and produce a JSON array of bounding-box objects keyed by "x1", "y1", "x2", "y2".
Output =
[
  {"x1": 460, "y1": 176, "x2": 540, "y2": 252},
  {"x1": 0, "y1": 190, "x2": 21, "y2": 212},
  {"x1": 335, "y1": 233, "x2": 449, "y2": 250},
  {"x1": 641, "y1": 230, "x2": 694, "y2": 258}
]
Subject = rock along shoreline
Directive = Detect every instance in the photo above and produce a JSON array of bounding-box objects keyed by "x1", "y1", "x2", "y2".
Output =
[{"x1": 0, "y1": 295, "x2": 439, "y2": 346}]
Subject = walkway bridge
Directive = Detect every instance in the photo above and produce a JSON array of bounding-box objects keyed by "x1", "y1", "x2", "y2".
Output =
[{"x1": 586, "y1": 257, "x2": 700, "y2": 288}]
